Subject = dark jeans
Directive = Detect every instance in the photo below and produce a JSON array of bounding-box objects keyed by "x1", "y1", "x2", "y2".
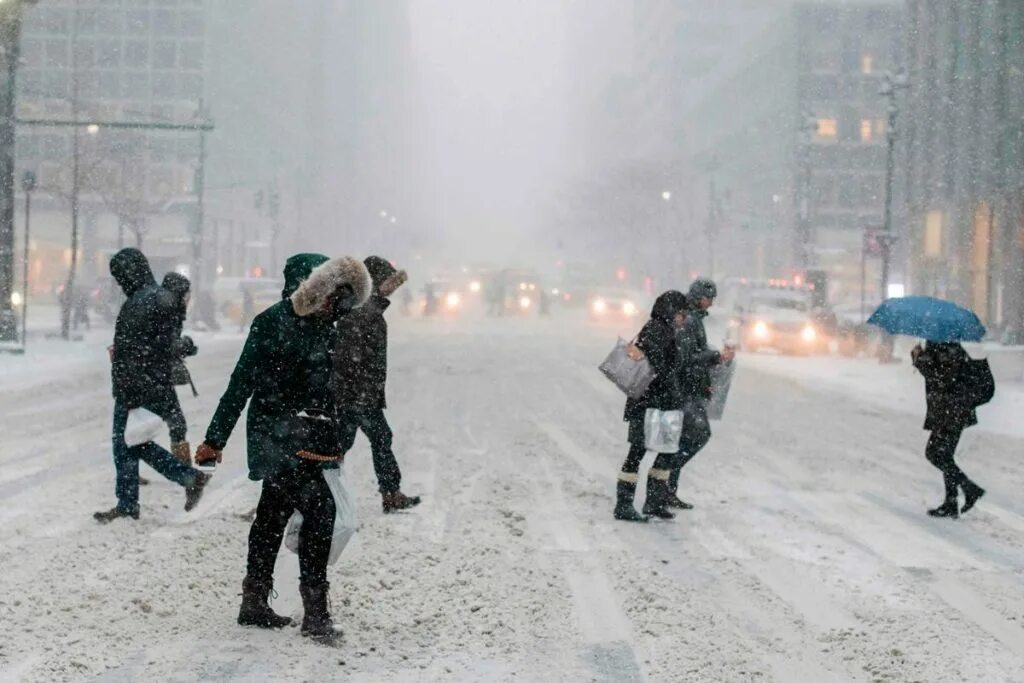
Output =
[
  {"x1": 926, "y1": 428, "x2": 972, "y2": 501},
  {"x1": 112, "y1": 390, "x2": 196, "y2": 515},
  {"x1": 621, "y1": 417, "x2": 674, "y2": 475},
  {"x1": 247, "y1": 461, "x2": 336, "y2": 587},
  {"x1": 338, "y1": 409, "x2": 402, "y2": 493},
  {"x1": 669, "y1": 398, "x2": 712, "y2": 494}
]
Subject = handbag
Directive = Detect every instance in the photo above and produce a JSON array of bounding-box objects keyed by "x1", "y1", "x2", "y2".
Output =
[
  {"x1": 644, "y1": 408, "x2": 684, "y2": 453},
  {"x1": 284, "y1": 466, "x2": 358, "y2": 565},
  {"x1": 599, "y1": 337, "x2": 656, "y2": 399}
]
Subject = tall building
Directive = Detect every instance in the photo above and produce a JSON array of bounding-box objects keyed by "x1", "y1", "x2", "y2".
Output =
[
  {"x1": 685, "y1": 1, "x2": 902, "y2": 296},
  {"x1": 16, "y1": 0, "x2": 207, "y2": 290},
  {"x1": 900, "y1": 0, "x2": 1024, "y2": 338}
]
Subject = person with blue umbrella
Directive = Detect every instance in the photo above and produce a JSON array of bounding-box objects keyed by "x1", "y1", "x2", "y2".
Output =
[{"x1": 869, "y1": 296, "x2": 988, "y2": 518}]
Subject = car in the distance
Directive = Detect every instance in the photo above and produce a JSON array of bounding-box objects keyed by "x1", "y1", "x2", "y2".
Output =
[
  {"x1": 587, "y1": 288, "x2": 646, "y2": 323},
  {"x1": 732, "y1": 287, "x2": 831, "y2": 355}
]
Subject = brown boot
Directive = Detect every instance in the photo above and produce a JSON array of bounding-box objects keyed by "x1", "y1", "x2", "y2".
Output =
[
  {"x1": 382, "y1": 491, "x2": 422, "y2": 513},
  {"x1": 172, "y1": 440, "x2": 192, "y2": 466}
]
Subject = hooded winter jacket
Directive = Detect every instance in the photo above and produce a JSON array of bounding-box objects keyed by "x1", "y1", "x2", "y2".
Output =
[
  {"x1": 161, "y1": 272, "x2": 196, "y2": 359},
  {"x1": 109, "y1": 248, "x2": 180, "y2": 406},
  {"x1": 624, "y1": 290, "x2": 687, "y2": 421},
  {"x1": 677, "y1": 306, "x2": 722, "y2": 399},
  {"x1": 204, "y1": 254, "x2": 371, "y2": 480},
  {"x1": 913, "y1": 342, "x2": 978, "y2": 432},
  {"x1": 331, "y1": 256, "x2": 408, "y2": 411}
]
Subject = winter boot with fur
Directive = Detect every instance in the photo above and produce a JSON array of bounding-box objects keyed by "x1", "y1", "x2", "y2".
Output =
[
  {"x1": 961, "y1": 481, "x2": 985, "y2": 515},
  {"x1": 613, "y1": 476, "x2": 648, "y2": 522},
  {"x1": 184, "y1": 471, "x2": 211, "y2": 511},
  {"x1": 172, "y1": 440, "x2": 192, "y2": 466},
  {"x1": 642, "y1": 469, "x2": 676, "y2": 520},
  {"x1": 237, "y1": 577, "x2": 292, "y2": 629},
  {"x1": 382, "y1": 491, "x2": 421, "y2": 513},
  {"x1": 300, "y1": 582, "x2": 342, "y2": 644}
]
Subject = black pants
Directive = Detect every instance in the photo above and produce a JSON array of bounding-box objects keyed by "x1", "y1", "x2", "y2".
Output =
[
  {"x1": 669, "y1": 398, "x2": 712, "y2": 493},
  {"x1": 621, "y1": 417, "x2": 674, "y2": 475},
  {"x1": 247, "y1": 462, "x2": 336, "y2": 587},
  {"x1": 925, "y1": 429, "x2": 971, "y2": 501},
  {"x1": 338, "y1": 409, "x2": 402, "y2": 493}
]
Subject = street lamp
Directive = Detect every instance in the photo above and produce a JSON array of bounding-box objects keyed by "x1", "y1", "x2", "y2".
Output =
[
  {"x1": 661, "y1": 191, "x2": 671, "y2": 201},
  {"x1": 86, "y1": 123, "x2": 99, "y2": 135},
  {"x1": 19, "y1": 169, "x2": 34, "y2": 347},
  {"x1": 380, "y1": 210, "x2": 387, "y2": 218},
  {"x1": 390, "y1": 216, "x2": 397, "y2": 224},
  {"x1": 878, "y1": 70, "x2": 908, "y2": 299}
]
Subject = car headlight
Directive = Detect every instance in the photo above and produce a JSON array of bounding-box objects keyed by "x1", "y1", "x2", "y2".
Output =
[
  {"x1": 592, "y1": 298, "x2": 607, "y2": 314},
  {"x1": 753, "y1": 321, "x2": 768, "y2": 338},
  {"x1": 469, "y1": 280, "x2": 481, "y2": 293},
  {"x1": 519, "y1": 296, "x2": 532, "y2": 309},
  {"x1": 801, "y1": 325, "x2": 817, "y2": 342},
  {"x1": 519, "y1": 282, "x2": 528, "y2": 291},
  {"x1": 446, "y1": 292, "x2": 462, "y2": 309},
  {"x1": 622, "y1": 301, "x2": 637, "y2": 316},
  {"x1": 10, "y1": 291, "x2": 22, "y2": 307}
]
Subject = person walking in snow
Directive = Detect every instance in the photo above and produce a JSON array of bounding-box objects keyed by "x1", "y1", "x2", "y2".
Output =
[
  {"x1": 195, "y1": 254, "x2": 370, "y2": 644},
  {"x1": 332, "y1": 256, "x2": 422, "y2": 513},
  {"x1": 615, "y1": 290, "x2": 689, "y2": 522},
  {"x1": 94, "y1": 248, "x2": 210, "y2": 523},
  {"x1": 162, "y1": 272, "x2": 199, "y2": 401},
  {"x1": 667, "y1": 278, "x2": 734, "y2": 510},
  {"x1": 911, "y1": 341, "x2": 986, "y2": 518}
]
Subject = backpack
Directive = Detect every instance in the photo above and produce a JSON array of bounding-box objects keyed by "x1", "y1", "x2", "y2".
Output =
[{"x1": 961, "y1": 358, "x2": 995, "y2": 408}]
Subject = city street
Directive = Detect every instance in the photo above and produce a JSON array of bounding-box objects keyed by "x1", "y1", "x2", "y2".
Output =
[{"x1": 2, "y1": 312, "x2": 1024, "y2": 682}]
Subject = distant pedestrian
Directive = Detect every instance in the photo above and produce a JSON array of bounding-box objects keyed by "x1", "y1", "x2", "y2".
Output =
[
  {"x1": 615, "y1": 290, "x2": 689, "y2": 522},
  {"x1": 239, "y1": 284, "x2": 255, "y2": 332},
  {"x1": 423, "y1": 283, "x2": 438, "y2": 316},
  {"x1": 333, "y1": 256, "x2": 421, "y2": 513},
  {"x1": 911, "y1": 341, "x2": 986, "y2": 518},
  {"x1": 72, "y1": 286, "x2": 91, "y2": 331},
  {"x1": 196, "y1": 254, "x2": 371, "y2": 644},
  {"x1": 94, "y1": 248, "x2": 209, "y2": 523},
  {"x1": 669, "y1": 278, "x2": 734, "y2": 509}
]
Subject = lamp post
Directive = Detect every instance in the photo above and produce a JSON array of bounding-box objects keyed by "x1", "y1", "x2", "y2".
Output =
[
  {"x1": 796, "y1": 112, "x2": 818, "y2": 271},
  {"x1": 19, "y1": 168, "x2": 33, "y2": 347},
  {"x1": 879, "y1": 71, "x2": 908, "y2": 299}
]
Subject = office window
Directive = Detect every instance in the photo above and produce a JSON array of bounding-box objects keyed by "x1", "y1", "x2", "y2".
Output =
[
  {"x1": 861, "y1": 54, "x2": 874, "y2": 75},
  {"x1": 817, "y1": 117, "x2": 837, "y2": 139},
  {"x1": 179, "y1": 73, "x2": 203, "y2": 100},
  {"x1": 125, "y1": 42, "x2": 148, "y2": 68},
  {"x1": 925, "y1": 211, "x2": 943, "y2": 258},
  {"x1": 73, "y1": 41, "x2": 96, "y2": 69},
  {"x1": 152, "y1": 73, "x2": 176, "y2": 100},
  {"x1": 127, "y1": 10, "x2": 150, "y2": 33},
  {"x1": 96, "y1": 41, "x2": 120, "y2": 68},
  {"x1": 96, "y1": 10, "x2": 123, "y2": 34},
  {"x1": 180, "y1": 42, "x2": 203, "y2": 70},
  {"x1": 154, "y1": 41, "x2": 176, "y2": 69},
  {"x1": 860, "y1": 118, "x2": 873, "y2": 142},
  {"x1": 45, "y1": 39, "x2": 69, "y2": 68},
  {"x1": 153, "y1": 10, "x2": 177, "y2": 35},
  {"x1": 98, "y1": 71, "x2": 121, "y2": 98},
  {"x1": 179, "y1": 11, "x2": 204, "y2": 37},
  {"x1": 874, "y1": 119, "x2": 887, "y2": 137},
  {"x1": 125, "y1": 72, "x2": 150, "y2": 98}
]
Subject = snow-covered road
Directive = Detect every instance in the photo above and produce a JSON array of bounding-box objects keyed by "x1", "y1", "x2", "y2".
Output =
[{"x1": 2, "y1": 314, "x2": 1024, "y2": 682}]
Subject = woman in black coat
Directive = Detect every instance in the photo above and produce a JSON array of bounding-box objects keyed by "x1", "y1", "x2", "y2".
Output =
[
  {"x1": 911, "y1": 341, "x2": 985, "y2": 518},
  {"x1": 615, "y1": 290, "x2": 689, "y2": 522}
]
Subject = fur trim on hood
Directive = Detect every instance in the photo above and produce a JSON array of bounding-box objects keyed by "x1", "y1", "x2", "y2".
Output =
[
  {"x1": 290, "y1": 256, "x2": 372, "y2": 317},
  {"x1": 378, "y1": 270, "x2": 408, "y2": 298}
]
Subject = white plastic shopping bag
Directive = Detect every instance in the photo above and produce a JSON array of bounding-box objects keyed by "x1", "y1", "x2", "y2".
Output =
[
  {"x1": 124, "y1": 408, "x2": 163, "y2": 447},
  {"x1": 285, "y1": 466, "x2": 358, "y2": 565},
  {"x1": 644, "y1": 408, "x2": 684, "y2": 454}
]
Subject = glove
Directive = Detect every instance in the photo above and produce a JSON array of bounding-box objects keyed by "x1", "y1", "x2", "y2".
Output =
[
  {"x1": 195, "y1": 442, "x2": 222, "y2": 465},
  {"x1": 179, "y1": 336, "x2": 198, "y2": 358},
  {"x1": 171, "y1": 440, "x2": 192, "y2": 466}
]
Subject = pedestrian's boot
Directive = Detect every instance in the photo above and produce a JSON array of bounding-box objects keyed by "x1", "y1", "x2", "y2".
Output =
[
  {"x1": 184, "y1": 471, "x2": 211, "y2": 512},
  {"x1": 613, "y1": 476, "x2": 648, "y2": 522},
  {"x1": 93, "y1": 507, "x2": 139, "y2": 524},
  {"x1": 299, "y1": 582, "x2": 342, "y2": 645},
  {"x1": 237, "y1": 577, "x2": 292, "y2": 629},
  {"x1": 172, "y1": 440, "x2": 192, "y2": 467},
  {"x1": 961, "y1": 481, "x2": 986, "y2": 515},
  {"x1": 666, "y1": 494, "x2": 694, "y2": 510},
  {"x1": 927, "y1": 500, "x2": 959, "y2": 519},
  {"x1": 382, "y1": 491, "x2": 421, "y2": 513},
  {"x1": 642, "y1": 469, "x2": 676, "y2": 520}
]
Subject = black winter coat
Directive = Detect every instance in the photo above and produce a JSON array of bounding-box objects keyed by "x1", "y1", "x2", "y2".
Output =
[
  {"x1": 109, "y1": 248, "x2": 180, "y2": 407},
  {"x1": 624, "y1": 292, "x2": 686, "y2": 421},
  {"x1": 677, "y1": 308, "x2": 721, "y2": 399},
  {"x1": 913, "y1": 342, "x2": 978, "y2": 432},
  {"x1": 332, "y1": 295, "x2": 390, "y2": 410}
]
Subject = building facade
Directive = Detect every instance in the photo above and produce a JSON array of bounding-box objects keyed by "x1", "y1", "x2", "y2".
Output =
[{"x1": 900, "y1": 0, "x2": 1024, "y2": 338}]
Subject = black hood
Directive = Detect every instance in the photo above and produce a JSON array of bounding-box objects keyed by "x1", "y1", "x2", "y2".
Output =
[
  {"x1": 110, "y1": 248, "x2": 156, "y2": 297},
  {"x1": 650, "y1": 290, "x2": 688, "y2": 324}
]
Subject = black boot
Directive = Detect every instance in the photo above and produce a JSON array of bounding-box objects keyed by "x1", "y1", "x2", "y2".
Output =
[
  {"x1": 238, "y1": 577, "x2": 292, "y2": 629},
  {"x1": 666, "y1": 494, "x2": 694, "y2": 510},
  {"x1": 300, "y1": 582, "x2": 342, "y2": 645},
  {"x1": 613, "y1": 479, "x2": 648, "y2": 522},
  {"x1": 382, "y1": 491, "x2": 422, "y2": 513},
  {"x1": 642, "y1": 471, "x2": 675, "y2": 520},
  {"x1": 184, "y1": 471, "x2": 211, "y2": 512},
  {"x1": 93, "y1": 507, "x2": 139, "y2": 524},
  {"x1": 962, "y1": 481, "x2": 986, "y2": 515},
  {"x1": 928, "y1": 501, "x2": 959, "y2": 519}
]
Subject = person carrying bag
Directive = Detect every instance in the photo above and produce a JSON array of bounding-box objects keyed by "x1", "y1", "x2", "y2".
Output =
[
  {"x1": 196, "y1": 254, "x2": 371, "y2": 645},
  {"x1": 614, "y1": 290, "x2": 689, "y2": 522}
]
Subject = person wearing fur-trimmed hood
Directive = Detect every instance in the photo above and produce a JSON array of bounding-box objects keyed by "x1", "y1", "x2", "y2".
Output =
[
  {"x1": 332, "y1": 256, "x2": 421, "y2": 513},
  {"x1": 195, "y1": 253, "x2": 371, "y2": 644}
]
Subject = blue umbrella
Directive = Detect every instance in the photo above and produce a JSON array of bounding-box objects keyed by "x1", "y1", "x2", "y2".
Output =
[{"x1": 867, "y1": 296, "x2": 986, "y2": 342}]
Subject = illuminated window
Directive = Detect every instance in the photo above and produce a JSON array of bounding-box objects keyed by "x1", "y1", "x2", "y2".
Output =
[
  {"x1": 816, "y1": 118, "x2": 837, "y2": 138},
  {"x1": 860, "y1": 119, "x2": 873, "y2": 142},
  {"x1": 874, "y1": 118, "x2": 887, "y2": 137},
  {"x1": 861, "y1": 54, "x2": 873, "y2": 74},
  {"x1": 924, "y1": 210, "x2": 943, "y2": 258}
]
